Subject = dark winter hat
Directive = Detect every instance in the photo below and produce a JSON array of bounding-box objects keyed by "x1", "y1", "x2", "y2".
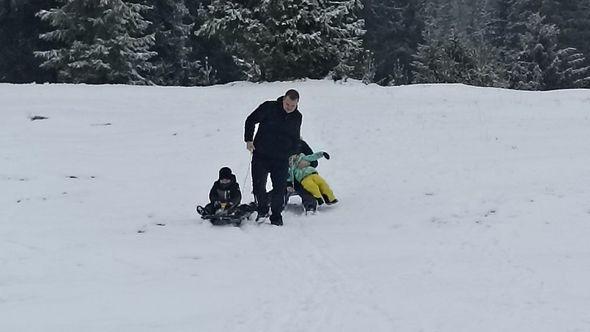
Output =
[{"x1": 219, "y1": 167, "x2": 233, "y2": 180}]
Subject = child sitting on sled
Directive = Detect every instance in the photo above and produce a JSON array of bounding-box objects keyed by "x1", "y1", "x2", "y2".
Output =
[
  {"x1": 288, "y1": 151, "x2": 338, "y2": 206},
  {"x1": 197, "y1": 167, "x2": 255, "y2": 222}
]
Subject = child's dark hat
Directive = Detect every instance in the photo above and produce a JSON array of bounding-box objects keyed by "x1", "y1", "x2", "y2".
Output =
[{"x1": 219, "y1": 167, "x2": 233, "y2": 180}]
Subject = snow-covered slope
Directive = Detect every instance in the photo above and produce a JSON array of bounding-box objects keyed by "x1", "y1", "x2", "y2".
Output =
[{"x1": 1, "y1": 81, "x2": 589, "y2": 331}]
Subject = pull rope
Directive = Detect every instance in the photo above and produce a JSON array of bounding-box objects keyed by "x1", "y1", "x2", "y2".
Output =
[{"x1": 241, "y1": 156, "x2": 252, "y2": 198}]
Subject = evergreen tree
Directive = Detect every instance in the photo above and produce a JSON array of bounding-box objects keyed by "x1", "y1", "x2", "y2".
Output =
[
  {"x1": 547, "y1": 47, "x2": 590, "y2": 89},
  {"x1": 567, "y1": 1, "x2": 590, "y2": 58},
  {"x1": 488, "y1": 0, "x2": 510, "y2": 48},
  {"x1": 147, "y1": 0, "x2": 213, "y2": 85},
  {"x1": 412, "y1": 30, "x2": 477, "y2": 84},
  {"x1": 468, "y1": 0, "x2": 510, "y2": 87},
  {"x1": 467, "y1": 45, "x2": 508, "y2": 87},
  {"x1": 537, "y1": 0, "x2": 590, "y2": 59},
  {"x1": 544, "y1": 0, "x2": 590, "y2": 88},
  {"x1": 362, "y1": 0, "x2": 423, "y2": 85},
  {"x1": 497, "y1": 0, "x2": 590, "y2": 89},
  {"x1": 506, "y1": 10, "x2": 559, "y2": 90},
  {"x1": 198, "y1": 0, "x2": 368, "y2": 82},
  {"x1": 412, "y1": 0, "x2": 507, "y2": 87},
  {"x1": 411, "y1": 40, "x2": 443, "y2": 83},
  {"x1": 148, "y1": 0, "x2": 191, "y2": 85},
  {"x1": 197, "y1": 0, "x2": 263, "y2": 81},
  {"x1": 0, "y1": 0, "x2": 58, "y2": 82},
  {"x1": 326, "y1": 0, "x2": 371, "y2": 81},
  {"x1": 412, "y1": 0, "x2": 457, "y2": 84},
  {"x1": 180, "y1": 0, "x2": 234, "y2": 85},
  {"x1": 36, "y1": 0, "x2": 156, "y2": 84}
]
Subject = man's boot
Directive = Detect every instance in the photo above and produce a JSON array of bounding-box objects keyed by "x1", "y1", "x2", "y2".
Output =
[{"x1": 270, "y1": 214, "x2": 283, "y2": 226}]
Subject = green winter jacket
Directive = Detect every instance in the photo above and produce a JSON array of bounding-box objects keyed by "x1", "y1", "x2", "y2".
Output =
[{"x1": 288, "y1": 151, "x2": 326, "y2": 183}]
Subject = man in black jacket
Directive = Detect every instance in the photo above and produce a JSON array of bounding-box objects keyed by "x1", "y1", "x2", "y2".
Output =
[{"x1": 244, "y1": 89, "x2": 302, "y2": 226}]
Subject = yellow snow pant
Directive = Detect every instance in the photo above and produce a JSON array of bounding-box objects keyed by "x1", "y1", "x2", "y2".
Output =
[{"x1": 300, "y1": 173, "x2": 336, "y2": 202}]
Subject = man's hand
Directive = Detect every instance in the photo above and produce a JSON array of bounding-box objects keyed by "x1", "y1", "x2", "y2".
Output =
[
  {"x1": 287, "y1": 186, "x2": 295, "y2": 193},
  {"x1": 246, "y1": 141, "x2": 255, "y2": 152}
]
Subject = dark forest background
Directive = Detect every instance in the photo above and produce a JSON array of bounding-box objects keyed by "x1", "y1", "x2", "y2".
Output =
[{"x1": 2, "y1": 0, "x2": 589, "y2": 89}]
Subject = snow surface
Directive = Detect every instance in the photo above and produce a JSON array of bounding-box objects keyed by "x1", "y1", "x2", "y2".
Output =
[{"x1": 1, "y1": 80, "x2": 590, "y2": 332}]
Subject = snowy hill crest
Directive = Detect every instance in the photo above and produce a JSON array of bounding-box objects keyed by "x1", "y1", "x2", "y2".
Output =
[{"x1": 1, "y1": 80, "x2": 590, "y2": 331}]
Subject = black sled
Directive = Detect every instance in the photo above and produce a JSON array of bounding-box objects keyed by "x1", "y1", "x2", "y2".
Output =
[{"x1": 197, "y1": 203, "x2": 256, "y2": 227}]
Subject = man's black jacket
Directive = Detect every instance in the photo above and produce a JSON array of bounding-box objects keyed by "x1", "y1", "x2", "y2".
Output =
[{"x1": 244, "y1": 96, "x2": 302, "y2": 160}]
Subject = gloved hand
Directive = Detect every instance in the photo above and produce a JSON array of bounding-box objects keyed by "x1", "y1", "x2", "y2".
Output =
[{"x1": 323, "y1": 152, "x2": 330, "y2": 160}]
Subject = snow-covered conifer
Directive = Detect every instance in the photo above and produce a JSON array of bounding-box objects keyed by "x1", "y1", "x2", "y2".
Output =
[{"x1": 36, "y1": 0, "x2": 156, "y2": 84}]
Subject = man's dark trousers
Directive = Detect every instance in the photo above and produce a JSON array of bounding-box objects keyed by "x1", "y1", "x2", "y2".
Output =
[{"x1": 252, "y1": 154, "x2": 289, "y2": 217}]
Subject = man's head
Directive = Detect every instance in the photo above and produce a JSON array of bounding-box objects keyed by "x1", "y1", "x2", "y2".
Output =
[{"x1": 282, "y1": 89, "x2": 299, "y2": 113}]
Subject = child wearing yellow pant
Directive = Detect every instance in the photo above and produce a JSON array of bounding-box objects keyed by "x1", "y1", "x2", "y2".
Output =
[{"x1": 288, "y1": 151, "x2": 338, "y2": 205}]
